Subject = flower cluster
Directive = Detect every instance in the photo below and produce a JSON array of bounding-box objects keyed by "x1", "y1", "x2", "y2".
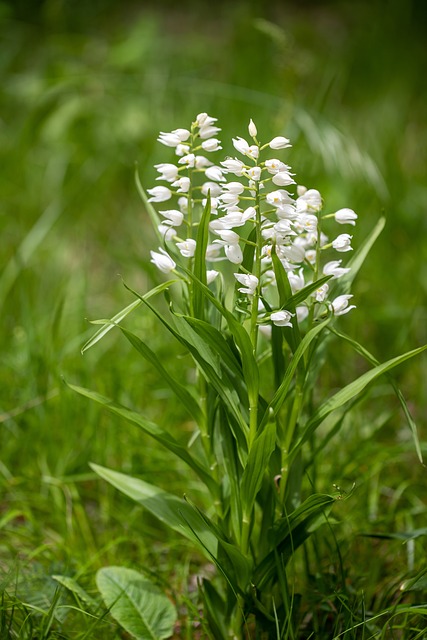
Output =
[{"x1": 147, "y1": 114, "x2": 357, "y2": 328}]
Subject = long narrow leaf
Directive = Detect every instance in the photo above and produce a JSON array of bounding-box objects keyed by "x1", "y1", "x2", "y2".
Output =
[
  {"x1": 69, "y1": 383, "x2": 217, "y2": 495},
  {"x1": 81, "y1": 280, "x2": 178, "y2": 354},
  {"x1": 193, "y1": 197, "x2": 211, "y2": 319},
  {"x1": 240, "y1": 422, "x2": 276, "y2": 518},
  {"x1": 291, "y1": 343, "x2": 427, "y2": 459}
]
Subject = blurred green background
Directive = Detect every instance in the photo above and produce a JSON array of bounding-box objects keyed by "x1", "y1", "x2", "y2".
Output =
[{"x1": 1, "y1": 0, "x2": 426, "y2": 634}]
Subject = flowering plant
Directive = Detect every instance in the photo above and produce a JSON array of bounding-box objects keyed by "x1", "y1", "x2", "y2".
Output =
[{"x1": 74, "y1": 114, "x2": 425, "y2": 638}]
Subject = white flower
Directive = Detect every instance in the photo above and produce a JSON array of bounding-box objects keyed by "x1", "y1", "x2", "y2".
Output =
[
  {"x1": 175, "y1": 143, "x2": 191, "y2": 157},
  {"x1": 171, "y1": 128, "x2": 191, "y2": 141},
  {"x1": 332, "y1": 233, "x2": 353, "y2": 252},
  {"x1": 194, "y1": 155, "x2": 213, "y2": 169},
  {"x1": 288, "y1": 268, "x2": 305, "y2": 292},
  {"x1": 305, "y1": 249, "x2": 316, "y2": 264},
  {"x1": 223, "y1": 181, "x2": 245, "y2": 195},
  {"x1": 247, "y1": 145, "x2": 259, "y2": 160},
  {"x1": 219, "y1": 192, "x2": 240, "y2": 206},
  {"x1": 312, "y1": 283, "x2": 329, "y2": 302},
  {"x1": 248, "y1": 118, "x2": 258, "y2": 137},
  {"x1": 297, "y1": 189, "x2": 322, "y2": 213},
  {"x1": 202, "y1": 197, "x2": 218, "y2": 210},
  {"x1": 294, "y1": 213, "x2": 318, "y2": 233},
  {"x1": 266, "y1": 190, "x2": 294, "y2": 208},
  {"x1": 246, "y1": 166, "x2": 261, "y2": 181},
  {"x1": 233, "y1": 136, "x2": 250, "y2": 155},
  {"x1": 178, "y1": 153, "x2": 196, "y2": 167},
  {"x1": 273, "y1": 219, "x2": 295, "y2": 236},
  {"x1": 215, "y1": 229, "x2": 240, "y2": 244},
  {"x1": 331, "y1": 294, "x2": 356, "y2": 316},
  {"x1": 176, "y1": 238, "x2": 197, "y2": 258},
  {"x1": 206, "y1": 270, "x2": 219, "y2": 284},
  {"x1": 265, "y1": 159, "x2": 289, "y2": 174},
  {"x1": 201, "y1": 181, "x2": 223, "y2": 197},
  {"x1": 334, "y1": 208, "x2": 358, "y2": 226},
  {"x1": 159, "y1": 209, "x2": 184, "y2": 226},
  {"x1": 158, "y1": 224, "x2": 176, "y2": 242},
  {"x1": 196, "y1": 112, "x2": 217, "y2": 127},
  {"x1": 296, "y1": 306, "x2": 309, "y2": 322},
  {"x1": 199, "y1": 124, "x2": 221, "y2": 139},
  {"x1": 234, "y1": 273, "x2": 258, "y2": 295},
  {"x1": 272, "y1": 171, "x2": 295, "y2": 187},
  {"x1": 297, "y1": 185, "x2": 307, "y2": 196},
  {"x1": 269, "y1": 136, "x2": 292, "y2": 150},
  {"x1": 155, "y1": 163, "x2": 179, "y2": 182},
  {"x1": 172, "y1": 177, "x2": 191, "y2": 193},
  {"x1": 221, "y1": 158, "x2": 246, "y2": 176},
  {"x1": 224, "y1": 243, "x2": 243, "y2": 264},
  {"x1": 270, "y1": 310, "x2": 294, "y2": 327},
  {"x1": 282, "y1": 243, "x2": 306, "y2": 263},
  {"x1": 178, "y1": 196, "x2": 188, "y2": 213},
  {"x1": 205, "y1": 166, "x2": 226, "y2": 182},
  {"x1": 158, "y1": 132, "x2": 183, "y2": 147},
  {"x1": 323, "y1": 260, "x2": 350, "y2": 278},
  {"x1": 147, "y1": 186, "x2": 172, "y2": 202},
  {"x1": 202, "y1": 138, "x2": 222, "y2": 152},
  {"x1": 206, "y1": 243, "x2": 222, "y2": 260},
  {"x1": 150, "y1": 248, "x2": 176, "y2": 273}
]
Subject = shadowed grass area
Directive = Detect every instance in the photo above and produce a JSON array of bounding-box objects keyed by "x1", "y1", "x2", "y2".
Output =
[{"x1": 1, "y1": 0, "x2": 426, "y2": 637}]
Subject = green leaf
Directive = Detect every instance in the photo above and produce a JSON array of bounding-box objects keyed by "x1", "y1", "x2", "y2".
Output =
[
  {"x1": 69, "y1": 384, "x2": 217, "y2": 496},
  {"x1": 253, "y1": 493, "x2": 336, "y2": 590},
  {"x1": 329, "y1": 327, "x2": 423, "y2": 463},
  {"x1": 96, "y1": 566, "x2": 177, "y2": 640},
  {"x1": 271, "y1": 248, "x2": 301, "y2": 351},
  {"x1": 260, "y1": 318, "x2": 331, "y2": 428},
  {"x1": 91, "y1": 464, "x2": 218, "y2": 556},
  {"x1": 291, "y1": 343, "x2": 427, "y2": 459},
  {"x1": 81, "y1": 280, "x2": 178, "y2": 354},
  {"x1": 118, "y1": 325, "x2": 203, "y2": 425},
  {"x1": 52, "y1": 575, "x2": 98, "y2": 611},
  {"x1": 240, "y1": 422, "x2": 276, "y2": 518}
]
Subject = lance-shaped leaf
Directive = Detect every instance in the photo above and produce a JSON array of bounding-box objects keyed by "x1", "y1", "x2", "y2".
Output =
[
  {"x1": 193, "y1": 197, "x2": 211, "y2": 319},
  {"x1": 240, "y1": 422, "x2": 276, "y2": 519},
  {"x1": 290, "y1": 343, "x2": 427, "y2": 461},
  {"x1": 69, "y1": 384, "x2": 217, "y2": 496},
  {"x1": 271, "y1": 249, "x2": 301, "y2": 352}
]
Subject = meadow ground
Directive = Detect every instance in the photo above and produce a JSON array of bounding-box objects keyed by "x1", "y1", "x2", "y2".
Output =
[{"x1": 1, "y1": 1, "x2": 427, "y2": 637}]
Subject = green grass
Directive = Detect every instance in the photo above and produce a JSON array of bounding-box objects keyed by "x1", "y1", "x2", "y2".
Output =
[{"x1": 1, "y1": 1, "x2": 426, "y2": 637}]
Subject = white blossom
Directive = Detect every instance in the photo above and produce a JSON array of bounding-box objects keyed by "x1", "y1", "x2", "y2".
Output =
[
  {"x1": 205, "y1": 166, "x2": 226, "y2": 182},
  {"x1": 272, "y1": 171, "x2": 295, "y2": 187},
  {"x1": 202, "y1": 138, "x2": 222, "y2": 152},
  {"x1": 266, "y1": 190, "x2": 294, "y2": 208},
  {"x1": 248, "y1": 119, "x2": 258, "y2": 138},
  {"x1": 206, "y1": 270, "x2": 219, "y2": 284},
  {"x1": 332, "y1": 233, "x2": 353, "y2": 252},
  {"x1": 270, "y1": 310, "x2": 294, "y2": 327},
  {"x1": 171, "y1": 128, "x2": 191, "y2": 141},
  {"x1": 178, "y1": 153, "x2": 195, "y2": 168},
  {"x1": 155, "y1": 163, "x2": 179, "y2": 182},
  {"x1": 175, "y1": 144, "x2": 191, "y2": 157},
  {"x1": 196, "y1": 113, "x2": 217, "y2": 127},
  {"x1": 223, "y1": 181, "x2": 245, "y2": 195},
  {"x1": 172, "y1": 176, "x2": 191, "y2": 193},
  {"x1": 269, "y1": 136, "x2": 292, "y2": 150},
  {"x1": 177, "y1": 196, "x2": 188, "y2": 213},
  {"x1": 221, "y1": 158, "x2": 246, "y2": 176},
  {"x1": 313, "y1": 283, "x2": 329, "y2": 302},
  {"x1": 176, "y1": 238, "x2": 197, "y2": 258},
  {"x1": 297, "y1": 189, "x2": 322, "y2": 213},
  {"x1": 323, "y1": 260, "x2": 351, "y2": 278},
  {"x1": 199, "y1": 124, "x2": 221, "y2": 139},
  {"x1": 265, "y1": 159, "x2": 290, "y2": 174},
  {"x1": 234, "y1": 273, "x2": 258, "y2": 295},
  {"x1": 331, "y1": 294, "x2": 356, "y2": 316},
  {"x1": 246, "y1": 166, "x2": 261, "y2": 181},
  {"x1": 195, "y1": 155, "x2": 213, "y2": 169},
  {"x1": 147, "y1": 186, "x2": 172, "y2": 202},
  {"x1": 201, "y1": 181, "x2": 223, "y2": 197},
  {"x1": 225, "y1": 243, "x2": 243, "y2": 264},
  {"x1": 334, "y1": 208, "x2": 358, "y2": 225},
  {"x1": 158, "y1": 224, "x2": 176, "y2": 242},
  {"x1": 206, "y1": 243, "x2": 222, "y2": 261},
  {"x1": 297, "y1": 185, "x2": 307, "y2": 196},
  {"x1": 232, "y1": 136, "x2": 250, "y2": 155},
  {"x1": 288, "y1": 268, "x2": 305, "y2": 292},
  {"x1": 159, "y1": 209, "x2": 184, "y2": 226},
  {"x1": 150, "y1": 247, "x2": 176, "y2": 273},
  {"x1": 158, "y1": 132, "x2": 183, "y2": 147}
]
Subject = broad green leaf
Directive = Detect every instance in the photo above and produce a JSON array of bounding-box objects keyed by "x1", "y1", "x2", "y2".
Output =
[
  {"x1": 69, "y1": 383, "x2": 217, "y2": 496},
  {"x1": 291, "y1": 342, "x2": 427, "y2": 459},
  {"x1": 91, "y1": 464, "x2": 218, "y2": 557},
  {"x1": 81, "y1": 280, "x2": 178, "y2": 354},
  {"x1": 52, "y1": 575, "x2": 97, "y2": 611},
  {"x1": 118, "y1": 325, "x2": 203, "y2": 425},
  {"x1": 259, "y1": 318, "x2": 331, "y2": 429},
  {"x1": 240, "y1": 422, "x2": 276, "y2": 518},
  {"x1": 96, "y1": 566, "x2": 176, "y2": 640},
  {"x1": 253, "y1": 493, "x2": 336, "y2": 590},
  {"x1": 329, "y1": 327, "x2": 423, "y2": 463},
  {"x1": 193, "y1": 197, "x2": 211, "y2": 319}
]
